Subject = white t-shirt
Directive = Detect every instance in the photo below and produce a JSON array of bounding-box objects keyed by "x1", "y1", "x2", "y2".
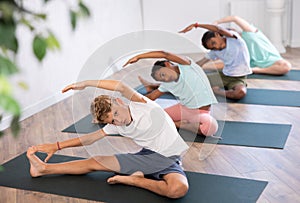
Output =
[
  {"x1": 103, "y1": 97, "x2": 189, "y2": 157},
  {"x1": 206, "y1": 30, "x2": 252, "y2": 77}
]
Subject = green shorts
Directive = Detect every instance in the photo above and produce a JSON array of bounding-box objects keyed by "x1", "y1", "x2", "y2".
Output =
[{"x1": 207, "y1": 71, "x2": 247, "y2": 90}]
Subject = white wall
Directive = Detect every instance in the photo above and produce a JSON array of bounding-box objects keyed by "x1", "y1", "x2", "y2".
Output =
[
  {"x1": 142, "y1": 0, "x2": 298, "y2": 49},
  {"x1": 1, "y1": 0, "x2": 143, "y2": 130},
  {"x1": 290, "y1": 0, "x2": 300, "y2": 47},
  {"x1": 142, "y1": 0, "x2": 224, "y2": 52}
]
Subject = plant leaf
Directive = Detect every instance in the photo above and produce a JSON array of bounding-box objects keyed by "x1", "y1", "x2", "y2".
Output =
[
  {"x1": 10, "y1": 114, "x2": 20, "y2": 137},
  {"x1": 0, "y1": 55, "x2": 19, "y2": 76},
  {"x1": 79, "y1": 2, "x2": 91, "y2": 17},
  {"x1": 0, "y1": 20, "x2": 18, "y2": 53},
  {"x1": 34, "y1": 13, "x2": 47, "y2": 20},
  {"x1": 20, "y1": 18, "x2": 35, "y2": 31},
  {"x1": 0, "y1": 94, "x2": 21, "y2": 115},
  {"x1": 0, "y1": 76, "x2": 12, "y2": 94},
  {"x1": 0, "y1": 2, "x2": 15, "y2": 21},
  {"x1": 46, "y1": 32, "x2": 60, "y2": 50},
  {"x1": 33, "y1": 35, "x2": 47, "y2": 61},
  {"x1": 17, "y1": 81, "x2": 29, "y2": 90},
  {"x1": 70, "y1": 10, "x2": 77, "y2": 30}
]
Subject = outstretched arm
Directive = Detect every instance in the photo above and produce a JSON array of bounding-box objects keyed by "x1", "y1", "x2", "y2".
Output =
[
  {"x1": 62, "y1": 80, "x2": 146, "y2": 103},
  {"x1": 123, "y1": 51, "x2": 190, "y2": 67},
  {"x1": 36, "y1": 129, "x2": 106, "y2": 162},
  {"x1": 213, "y1": 16, "x2": 256, "y2": 32},
  {"x1": 145, "y1": 89, "x2": 165, "y2": 101},
  {"x1": 179, "y1": 23, "x2": 237, "y2": 39}
]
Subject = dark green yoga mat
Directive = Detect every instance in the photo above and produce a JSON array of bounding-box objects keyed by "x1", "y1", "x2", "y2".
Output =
[
  {"x1": 223, "y1": 89, "x2": 300, "y2": 107},
  {"x1": 180, "y1": 121, "x2": 291, "y2": 149},
  {"x1": 62, "y1": 115, "x2": 291, "y2": 149},
  {"x1": 0, "y1": 152, "x2": 267, "y2": 203},
  {"x1": 248, "y1": 70, "x2": 300, "y2": 81},
  {"x1": 62, "y1": 114, "x2": 106, "y2": 133},
  {"x1": 136, "y1": 85, "x2": 300, "y2": 107}
]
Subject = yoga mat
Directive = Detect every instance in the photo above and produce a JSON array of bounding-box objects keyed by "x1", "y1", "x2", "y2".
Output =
[
  {"x1": 137, "y1": 85, "x2": 300, "y2": 107},
  {"x1": 223, "y1": 89, "x2": 300, "y2": 107},
  {"x1": 62, "y1": 114, "x2": 106, "y2": 133},
  {"x1": 248, "y1": 70, "x2": 300, "y2": 81},
  {"x1": 179, "y1": 121, "x2": 291, "y2": 149},
  {"x1": 0, "y1": 152, "x2": 267, "y2": 203},
  {"x1": 62, "y1": 115, "x2": 291, "y2": 149}
]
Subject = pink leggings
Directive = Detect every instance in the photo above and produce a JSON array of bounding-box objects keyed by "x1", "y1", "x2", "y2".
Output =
[{"x1": 165, "y1": 103, "x2": 218, "y2": 136}]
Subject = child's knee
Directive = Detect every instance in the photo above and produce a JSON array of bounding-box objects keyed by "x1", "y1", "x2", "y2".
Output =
[
  {"x1": 199, "y1": 114, "x2": 218, "y2": 136},
  {"x1": 236, "y1": 88, "x2": 247, "y2": 99},
  {"x1": 281, "y1": 60, "x2": 291, "y2": 74}
]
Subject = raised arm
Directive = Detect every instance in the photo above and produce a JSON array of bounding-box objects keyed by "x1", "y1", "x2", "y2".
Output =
[
  {"x1": 36, "y1": 129, "x2": 106, "y2": 162},
  {"x1": 123, "y1": 50, "x2": 190, "y2": 67},
  {"x1": 179, "y1": 23, "x2": 237, "y2": 39},
  {"x1": 213, "y1": 16, "x2": 256, "y2": 32},
  {"x1": 62, "y1": 80, "x2": 146, "y2": 103}
]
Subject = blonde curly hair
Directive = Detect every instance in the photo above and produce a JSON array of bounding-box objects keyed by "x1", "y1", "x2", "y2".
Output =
[{"x1": 90, "y1": 95, "x2": 114, "y2": 123}]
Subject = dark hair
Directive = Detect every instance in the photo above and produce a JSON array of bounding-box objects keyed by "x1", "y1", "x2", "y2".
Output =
[
  {"x1": 151, "y1": 60, "x2": 169, "y2": 79},
  {"x1": 201, "y1": 31, "x2": 216, "y2": 49}
]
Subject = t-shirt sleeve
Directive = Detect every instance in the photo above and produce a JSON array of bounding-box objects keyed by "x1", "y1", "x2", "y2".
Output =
[
  {"x1": 157, "y1": 83, "x2": 169, "y2": 92},
  {"x1": 102, "y1": 124, "x2": 119, "y2": 135},
  {"x1": 206, "y1": 51, "x2": 216, "y2": 60}
]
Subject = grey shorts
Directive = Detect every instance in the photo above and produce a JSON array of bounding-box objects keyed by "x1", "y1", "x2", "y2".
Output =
[{"x1": 115, "y1": 148, "x2": 186, "y2": 180}]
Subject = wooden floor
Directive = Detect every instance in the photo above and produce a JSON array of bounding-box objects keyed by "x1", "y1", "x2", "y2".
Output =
[{"x1": 1, "y1": 47, "x2": 300, "y2": 203}]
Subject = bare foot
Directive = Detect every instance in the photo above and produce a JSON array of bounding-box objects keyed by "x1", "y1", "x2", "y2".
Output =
[
  {"x1": 107, "y1": 171, "x2": 144, "y2": 185},
  {"x1": 26, "y1": 146, "x2": 46, "y2": 177},
  {"x1": 138, "y1": 76, "x2": 159, "y2": 93}
]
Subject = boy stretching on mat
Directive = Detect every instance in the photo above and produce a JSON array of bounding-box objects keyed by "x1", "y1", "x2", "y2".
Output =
[
  {"x1": 180, "y1": 15, "x2": 291, "y2": 75},
  {"x1": 123, "y1": 50, "x2": 218, "y2": 137},
  {"x1": 179, "y1": 21, "x2": 253, "y2": 100},
  {"x1": 27, "y1": 80, "x2": 189, "y2": 198}
]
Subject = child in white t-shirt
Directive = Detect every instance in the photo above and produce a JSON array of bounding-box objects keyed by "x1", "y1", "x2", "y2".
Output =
[
  {"x1": 26, "y1": 80, "x2": 189, "y2": 199},
  {"x1": 212, "y1": 16, "x2": 291, "y2": 75},
  {"x1": 179, "y1": 23, "x2": 252, "y2": 99}
]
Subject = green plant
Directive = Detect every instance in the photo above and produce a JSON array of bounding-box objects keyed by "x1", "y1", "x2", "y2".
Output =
[{"x1": 0, "y1": 0, "x2": 90, "y2": 137}]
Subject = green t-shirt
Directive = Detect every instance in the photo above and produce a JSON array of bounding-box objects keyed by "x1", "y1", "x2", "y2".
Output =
[
  {"x1": 158, "y1": 58, "x2": 217, "y2": 109},
  {"x1": 242, "y1": 29, "x2": 282, "y2": 68}
]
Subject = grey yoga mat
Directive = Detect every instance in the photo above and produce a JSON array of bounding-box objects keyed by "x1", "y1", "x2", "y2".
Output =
[
  {"x1": 0, "y1": 152, "x2": 268, "y2": 203},
  {"x1": 62, "y1": 115, "x2": 291, "y2": 149}
]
